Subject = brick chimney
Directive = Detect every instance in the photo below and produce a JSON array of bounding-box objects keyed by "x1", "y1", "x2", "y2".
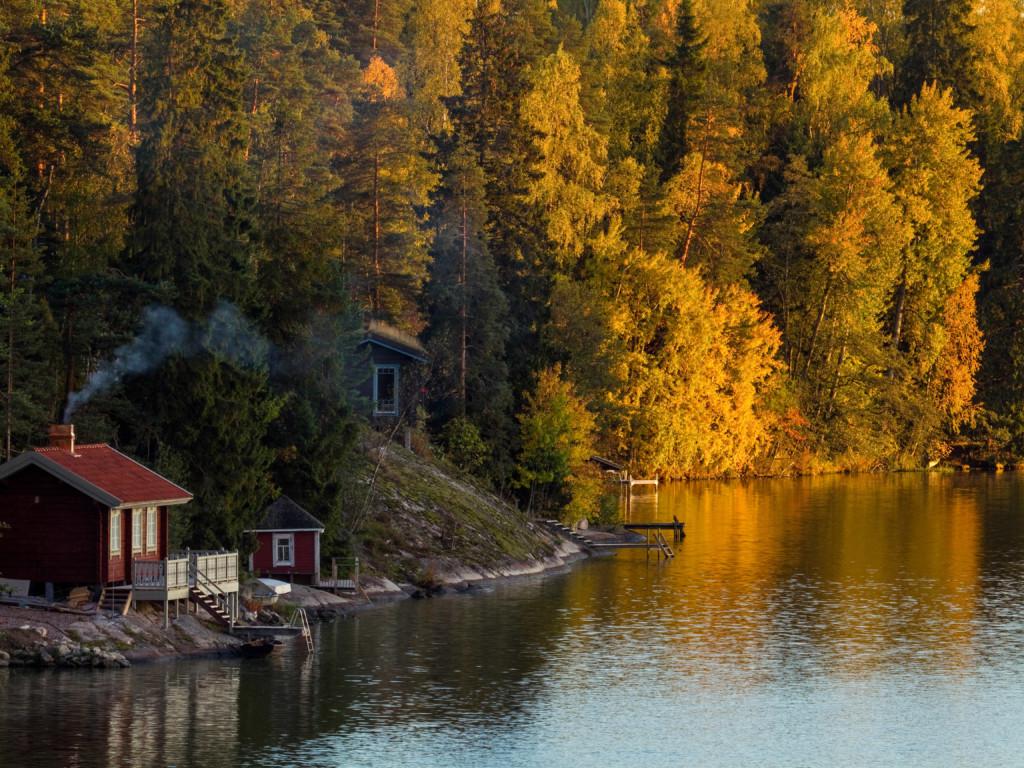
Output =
[{"x1": 48, "y1": 424, "x2": 75, "y2": 453}]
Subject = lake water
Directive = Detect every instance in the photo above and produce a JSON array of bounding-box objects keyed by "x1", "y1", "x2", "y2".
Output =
[{"x1": 4, "y1": 473, "x2": 1024, "y2": 767}]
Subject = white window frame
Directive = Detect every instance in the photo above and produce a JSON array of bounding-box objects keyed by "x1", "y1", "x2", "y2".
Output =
[
  {"x1": 146, "y1": 507, "x2": 157, "y2": 551},
  {"x1": 110, "y1": 510, "x2": 121, "y2": 555},
  {"x1": 132, "y1": 510, "x2": 143, "y2": 553},
  {"x1": 373, "y1": 364, "x2": 399, "y2": 415},
  {"x1": 273, "y1": 533, "x2": 295, "y2": 567}
]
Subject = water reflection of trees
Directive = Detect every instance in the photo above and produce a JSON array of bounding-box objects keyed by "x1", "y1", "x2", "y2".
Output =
[
  {"x1": 234, "y1": 578, "x2": 583, "y2": 758},
  {"x1": 0, "y1": 660, "x2": 241, "y2": 768},
  {"x1": 6, "y1": 474, "x2": 1024, "y2": 765}
]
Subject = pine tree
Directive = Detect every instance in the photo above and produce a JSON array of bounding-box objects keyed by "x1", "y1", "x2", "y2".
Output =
[
  {"x1": 0, "y1": 122, "x2": 53, "y2": 458},
  {"x1": 132, "y1": 0, "x2": 256, "y2": 315},
  {"x1": 521, "y1": 47, "x2": 610, "y2": 265},
  {"x1": 654, "y1": 0, "x2": 705, "y2": 182},
  {"x1": 898, "y1": 0, "x2": 978, "y2": 108},
  {"x1": 338, "y1": 55, "x2": 436, "y2": 326},
  {"x1": 450, "y1": 0, "x2": 556, "y2": 396},
  {"x1": 424, "y1": 142, "x2": 512, "y2": 466}
]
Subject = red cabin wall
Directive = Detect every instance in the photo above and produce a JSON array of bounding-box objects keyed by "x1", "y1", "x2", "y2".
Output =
[
  {"x1": 251, "y1": 531, "x2": 319, "y2": 581},
  {"x1": 0, "y1": 465, "x2": 102, "y2": 585}
]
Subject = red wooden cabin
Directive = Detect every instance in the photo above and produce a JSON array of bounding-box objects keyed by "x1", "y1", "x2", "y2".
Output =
[
  {"x1": 246, "y1": 496, "x2": 324, "y2": 585},
  {"x1": 0, "y1": 424, "x2": 192, "y2": 593}
]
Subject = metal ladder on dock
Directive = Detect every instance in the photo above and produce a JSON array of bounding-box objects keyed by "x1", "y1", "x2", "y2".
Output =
[
  {"x1": 291, "y1": 607, "x2": 314, "y2": 652},
  {"x1": 652, "y1": 531, "x2": 675, "y2": 559}
]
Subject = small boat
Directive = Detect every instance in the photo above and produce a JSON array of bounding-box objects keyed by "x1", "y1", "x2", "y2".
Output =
[{"x1": 238, "y1": 638, "x2": 281, "y2": 658}]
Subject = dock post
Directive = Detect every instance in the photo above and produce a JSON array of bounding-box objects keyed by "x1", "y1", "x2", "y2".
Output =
[{"x1": 163, "y1": 597, "x2": 169, "y2": 629}]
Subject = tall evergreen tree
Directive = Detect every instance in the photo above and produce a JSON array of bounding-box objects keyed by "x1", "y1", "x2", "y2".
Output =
[
  {"x1": 424, "y1": 143, "x2": 511, "y2": 461},
  {"x1": 450, "y1": 0, "x2": 556, "y2": 395},
  {"x1": 338, "y1": 55, "x2": 436, "y2": 326},
  {"x1": 897, "y1": 0, "x2": 978, "y2": 108},
  {"x1": 133, "y1": 0, "x2": 256, "y2": 314},
  {"x1": 654, "y1": 0, "x2": 705, "y2": 182}
]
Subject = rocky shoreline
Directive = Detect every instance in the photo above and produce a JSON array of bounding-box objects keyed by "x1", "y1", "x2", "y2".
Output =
[{"x1": 0, "y1": 537, "x2": 589, "y2": 670}]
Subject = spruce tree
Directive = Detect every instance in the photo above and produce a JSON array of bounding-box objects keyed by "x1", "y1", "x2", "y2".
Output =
[
  {"x1": 898, "y1": 0, "x2": 978, "y2": 108},
  {"x1": 654, "y1": 0, "x2": 705, "y2": 182},
  {"x1": 133, "y1": 0, "x2": 256, "y2": 314},
  {"x1": 450, "y1": 0, "x2": 555, "y2": 395},
  {"x1": 424, "y1": 143, "x2": 512, "y2": 469}
]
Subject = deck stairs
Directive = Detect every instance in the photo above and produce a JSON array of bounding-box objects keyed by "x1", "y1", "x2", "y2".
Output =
[
  {"x1": 188, "y1": 587, "x2": 232, "y2": 627},
  {"x1": 97, "y1": 587, "x2": 133, "y2": 616},
  {"x1": 542, "y1": 519, "x2": 596, "y2": 551}
]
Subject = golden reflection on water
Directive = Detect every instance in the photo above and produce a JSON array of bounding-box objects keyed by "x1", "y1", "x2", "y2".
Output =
[
  {"x1": 4, "y1": 473, "x2": 1024, "y2": 768},
  {"x1": 622, "y1": 473, "x2": 986, "y2": 678}
]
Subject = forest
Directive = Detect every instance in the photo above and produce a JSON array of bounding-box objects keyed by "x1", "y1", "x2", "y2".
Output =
[{"x1": 1, "y1": 0, "x2": 1022, "y2": 540}]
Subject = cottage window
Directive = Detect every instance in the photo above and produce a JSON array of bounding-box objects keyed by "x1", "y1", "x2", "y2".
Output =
[
  {"x1": 273, "y1": 534, "x2": 294, "y2": 566},
  {"x1": 110, "y1": 511, "x2": 121, "y2": 555},
  {"x1": 146, "y1": 507, "x2": 157, "y2": 551},
  {"x1": 373, "y1": 365, "x2": 398, "y2": 415},
  {"x1": 132, "y1": 510, "x2": 143, "y2": 552}
]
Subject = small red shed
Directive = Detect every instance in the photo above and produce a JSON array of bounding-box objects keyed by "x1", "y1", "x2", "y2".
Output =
[
  {"x1": 246, "y1": 496, "x2": 324, "y2": 585},
  {"x1": 0, "y1": 424, "x2": 192, "y2": 593}
]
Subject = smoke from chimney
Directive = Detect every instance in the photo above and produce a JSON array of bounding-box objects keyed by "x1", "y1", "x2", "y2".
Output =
[{"x1": 63, "y1": 302, "x2": 268, "y2": 422}]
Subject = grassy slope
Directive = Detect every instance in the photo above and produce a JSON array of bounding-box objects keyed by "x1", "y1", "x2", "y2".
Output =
[{"x1": 355, "y1": 438, "x2": 558, "y2": 583}]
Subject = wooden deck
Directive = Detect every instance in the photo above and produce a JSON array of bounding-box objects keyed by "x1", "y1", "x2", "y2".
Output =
[{"x1": 131, "y1": 552, "x2": 239, "y2": 602}]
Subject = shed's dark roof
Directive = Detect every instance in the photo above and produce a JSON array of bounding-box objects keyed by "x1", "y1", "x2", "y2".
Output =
[
  {"x1": 358, "y1": 320, "x2": 429, "y2": 363},
  {"x1": 253, "y1": 496, "x2": 324, "y2": 531}
]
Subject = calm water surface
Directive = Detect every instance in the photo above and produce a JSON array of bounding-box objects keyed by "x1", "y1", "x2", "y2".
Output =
[{"x1": 4, "y1": 473, "x2": 1024, "y2": 767}]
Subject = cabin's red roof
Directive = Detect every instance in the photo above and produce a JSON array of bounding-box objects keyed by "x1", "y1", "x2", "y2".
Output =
[{"x1": 33, "y1": 444, "x2": 192, "y2": 506}]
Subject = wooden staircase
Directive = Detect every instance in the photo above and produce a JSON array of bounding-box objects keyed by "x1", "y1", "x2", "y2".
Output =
[
  {"x1": 97, "y1": 587, "x2": 133, "y2": 616},
  {"x1": 188, "y1": 587, "x2": 232, "y2": 627},
  {"x1": 543, "y1": 519, "x2": 596, "y2": 551}
]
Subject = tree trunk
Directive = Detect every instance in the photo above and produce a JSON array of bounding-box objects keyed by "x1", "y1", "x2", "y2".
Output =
[
  {"x1": 130, "y1": 0, "x2": 139, "y2": 137},
  {"x1": 5, "y1": 234, "x2": 15, "y2": 461},
  {"x1": 372, "y1": 147, "x2": 382, "y2": 312},
  {"x1": 891, "y1": 267, "x2": 908, "y2": 348},
  {"x1": 803, "y1": 278, "x2": 832, "y2": 376},
  {"x1": 459, "y1": 190, "x2": 468, "y2": 417},
  {"x1": 372, "y1": 0, "x2": 381, "y2": 51},
  {"x1": 680, "y1": 118, "x2": 711, "y2": 266}
]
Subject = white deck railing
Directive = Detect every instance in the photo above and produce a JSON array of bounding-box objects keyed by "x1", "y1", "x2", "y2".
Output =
[
  {"x1": 133, "y1": 552, "x2": 238, "y2": 590},
  {"x1": 194, "y1": 552, "x2": 238, "y2": 586},
  {"x1": 132, "y1": 558, "x2": 189, "y2": 589}
]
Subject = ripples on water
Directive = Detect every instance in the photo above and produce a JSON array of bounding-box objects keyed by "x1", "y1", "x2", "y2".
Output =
[{"x1": 3, "y1": 473, "x2": 1024, "y2": 767}]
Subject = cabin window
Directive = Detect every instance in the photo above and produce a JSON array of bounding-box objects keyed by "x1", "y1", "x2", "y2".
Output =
[
  {"x1": 273, "y1": 534, "x2": 294, "y2": 567},
  {"x1": 373, "y1": 365, "x2": 399, "y2": 415},
  {"x1": 132, "y1": 511, "x2": 143, "y2": 553},
  {"x1": 146, "y1": 507, "x2": 157, "y2": 551},
  {"x1": 110, "y1": 511, "x2": 121, "y2": 555}
]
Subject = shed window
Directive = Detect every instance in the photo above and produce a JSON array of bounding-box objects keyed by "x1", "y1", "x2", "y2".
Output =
[
  {"x1": 274, "y1": 534, "x2": 294, "y2": 566},
  {"x1": 373, "y1": 365, "x2": 398, "y2": 415},
  {"x1": 146, "y1": 507, "x2": 157, "y2": 551},
  {"x1": 110, "y1": 511, "x2": 121, "y2": 555},
  {"x1": 132, "y1": 511, "x2": 143, "y2": 552}
]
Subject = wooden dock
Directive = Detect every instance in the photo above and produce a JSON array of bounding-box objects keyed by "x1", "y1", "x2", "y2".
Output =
[
  {"x1": 589, "y1": 456, "x2": 658, "y2": 489},
  {"x1": 624, "y1": 516, "x2": 685, "y2": 542},
  {"x1": 541, "y1": 520, "x2": 676, "y2": 560}
]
